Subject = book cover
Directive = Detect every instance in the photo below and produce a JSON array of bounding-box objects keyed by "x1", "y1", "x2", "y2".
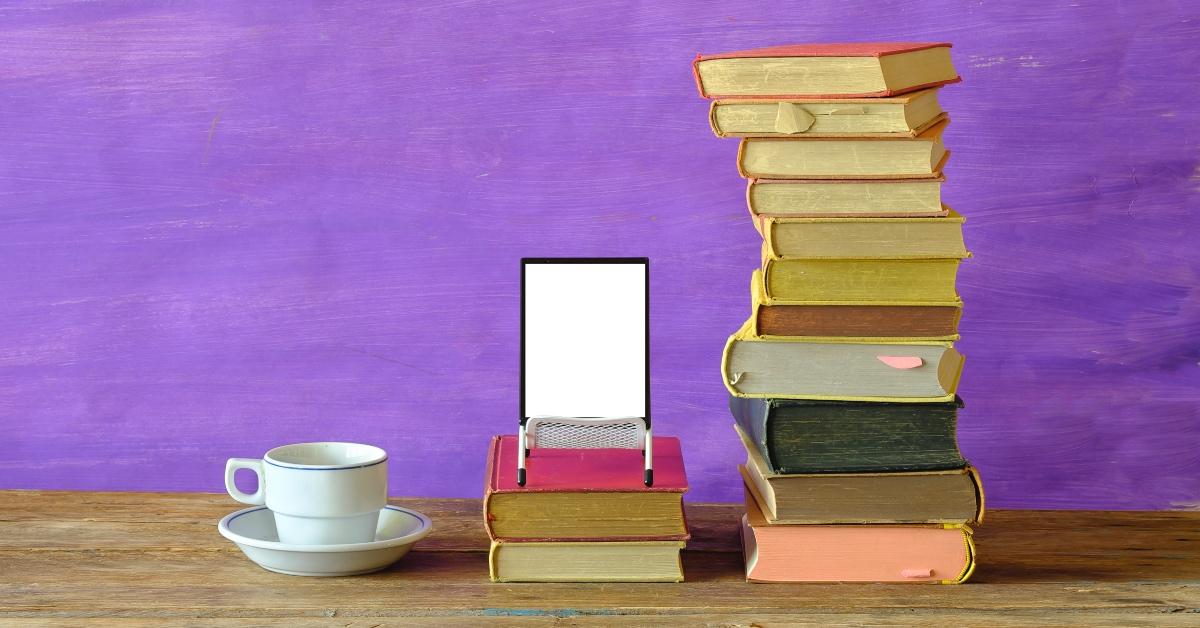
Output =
[
  {"x1": 483, "y1": 435, "x2": 689, "y2": 541},
  {"x1": 731, "y1": 394, "x2": 967, "y2": 474}
]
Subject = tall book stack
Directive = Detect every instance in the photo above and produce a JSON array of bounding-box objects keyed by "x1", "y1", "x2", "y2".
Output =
[
  {"x1": 694, "y1": 42, "x2": 984, "y2": 583},
  {"x1": 483, "y1": 435, "x2": 690, "y2": 582}
]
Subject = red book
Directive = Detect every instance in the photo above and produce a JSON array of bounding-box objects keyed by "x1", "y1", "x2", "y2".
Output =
[
  {"x1": 482, "y1": 435, "x2": 689, "y2": 541},
  {"x1": 694, "y1": 42, "x2": 960, "y2": 99}
]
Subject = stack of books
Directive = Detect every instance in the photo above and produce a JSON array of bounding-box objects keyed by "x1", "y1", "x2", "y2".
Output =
[
  {"x1": 694, "y1": 42, "x2": 984, "y2": 583},
  {"x1": 483, "y1": 435, "x2": 690, "y2": 582}
]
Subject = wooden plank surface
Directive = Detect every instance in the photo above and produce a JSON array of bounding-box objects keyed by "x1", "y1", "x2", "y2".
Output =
[{"x1": 0, "y1": 491, "x2": 1197, "y2": 626}]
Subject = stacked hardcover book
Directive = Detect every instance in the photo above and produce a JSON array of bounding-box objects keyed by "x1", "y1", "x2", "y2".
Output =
[
  {"x1": 694, "y1": 42, "x2": 984, "y2": 583},
  {"x1": 483, "y1": 435, "x2": 690, "y2": 582}
]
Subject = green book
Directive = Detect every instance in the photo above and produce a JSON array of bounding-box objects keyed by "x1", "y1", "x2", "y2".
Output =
[{"x1": 730, "y1": 395, "x2": 966, "y2": 474}]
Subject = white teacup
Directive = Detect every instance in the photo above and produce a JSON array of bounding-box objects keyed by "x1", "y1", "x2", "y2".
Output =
[{"x1": 225, "y1": 442, "x2": 388, "y2": 545}]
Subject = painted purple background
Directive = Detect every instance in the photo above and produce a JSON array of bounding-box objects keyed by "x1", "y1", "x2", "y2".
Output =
[{"x1": 2, "y1": 1, "x2": 1198, "y2": 508}]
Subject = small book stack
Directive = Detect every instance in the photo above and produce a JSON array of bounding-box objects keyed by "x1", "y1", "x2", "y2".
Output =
[
  {"x1": 694, "y1": 42, "x2": 984, "y2": 583},
  {"x1": 483, "y1": 435, "x2": 690, "y2": 582}
]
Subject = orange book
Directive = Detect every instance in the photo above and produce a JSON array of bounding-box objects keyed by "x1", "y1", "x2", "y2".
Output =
[{"x1": 741, "y1": 483, "x2": 975, "y2": 583}]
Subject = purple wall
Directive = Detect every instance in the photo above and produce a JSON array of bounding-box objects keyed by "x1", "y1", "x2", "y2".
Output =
[{"x1": 2, "y1": 1, "x2": 1198, "y2": 508}]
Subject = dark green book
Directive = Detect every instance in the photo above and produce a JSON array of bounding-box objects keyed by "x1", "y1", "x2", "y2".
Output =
[{"x1": 730, "y1": 395, "x2": 967, "y2": 474}]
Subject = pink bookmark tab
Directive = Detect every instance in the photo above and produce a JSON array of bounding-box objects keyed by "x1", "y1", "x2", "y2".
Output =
[
  {"x1": 901, "y1": 568, "x2": 933, "y2": 578},
  {"x1": 877, "y1": 355, "x2": 924, "y2": 369}
]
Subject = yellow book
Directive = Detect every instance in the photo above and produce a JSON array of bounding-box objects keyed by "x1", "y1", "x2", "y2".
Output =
[
  {"x1": 759, "y1": 210, "x2": 969, "y2": 259},
  {"x1": 488, "y1": 540, "x2": 686, "y2": 583},
  {"x1": 761, "y1": 248, "x2": 963, "y2": 303},
  {"x1": 722, "y1": 318, "x2": 964, "y2": 402}
]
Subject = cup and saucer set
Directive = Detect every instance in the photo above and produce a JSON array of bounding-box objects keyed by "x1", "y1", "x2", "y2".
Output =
[{"x1": 217, "y1": 442, "x2": 432, "y2": 576}]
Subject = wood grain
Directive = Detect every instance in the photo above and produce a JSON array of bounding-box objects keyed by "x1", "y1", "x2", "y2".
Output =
[{"x1": 0, "y1": 491, "x2": 1197, "y2": 625}]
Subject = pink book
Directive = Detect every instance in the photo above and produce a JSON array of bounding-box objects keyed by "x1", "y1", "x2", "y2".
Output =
[
  {"x1": 482, "y1": 435, "x2": 689, "y2": 541},
  {"x1": 742, "y1": 484, "x2": 975, "y2": 583},
  {"x1": 693, "y1": 42, "x2": 960, "y2": 99}
]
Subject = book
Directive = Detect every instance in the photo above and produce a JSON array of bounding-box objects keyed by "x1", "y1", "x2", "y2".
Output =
[
  {"x1": 693, "y1": 42, "x2": 959, "y2": 99},
  {"x1": 749, "y1": 270, "x2": 961, "y2": 339},
  {"x1": 731, "y1": 396, "x2": 967, "y2": 474},
  {"x1": 748, "y1": 178, "x2": 946, "y2": 218},
  {"x1": 709, "y1": 88, "x2": 945, "y2": 138},
  {"x1": 737, "y1": 119, "x2": 949, "y2": 179},
  {"x1": 722, "y1": 319, "x2": 964, "y2": 401},
  {"x1": 482, "y1": 435, "x2": 689, "y2": 541},
  {"x1": 758, "y1": 211, "x2": 968, "y2": 259},
  {"x1": 741, "y1": 483, "x2": 976, "y2": 583},
  {"x1": 738, "y1": 442, "x2": 982, "y2": 524},
  {"x1": 489, "y1": 539, "x2": 685, "y2": 582},
  {"x1": 761, "y1": 248, "x2": 964, "y2": 303},
  {"x1": 761, "y1": 257, "x2": 962, "y2": 303}
]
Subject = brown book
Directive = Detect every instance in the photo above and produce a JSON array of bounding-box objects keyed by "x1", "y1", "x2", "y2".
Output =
[
  {"x1": 749, "y1": 270, "x2": 961, "y2": 339},
  {"x1": 738, "y1": 426, "x2": 983, "y2": 525}
]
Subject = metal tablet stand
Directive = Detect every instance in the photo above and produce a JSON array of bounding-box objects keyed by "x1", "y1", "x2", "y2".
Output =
[{"x1": 518, "y1": 258, "x2": 653, "y2": 487}]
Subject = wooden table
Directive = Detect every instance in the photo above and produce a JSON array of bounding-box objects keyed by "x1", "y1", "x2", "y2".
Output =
[{"x1": 0, "y1": 491, "x2": 1197, "y2": 626}]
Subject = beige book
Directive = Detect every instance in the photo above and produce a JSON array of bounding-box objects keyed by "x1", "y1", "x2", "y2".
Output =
[
  {"x1": 722, "y1": 318, "x2": 964, "y2": 401},
  {"x1": 748, "y1": 178, "x2": 946, "y2": 217},
  {"x1": 711, "y1": 88, "x2": 944, "y2": 138},
  {"x1": 488, "y1": 540, "x2": 685, "y2": 582},
  {"x1": 737, "y1": 425, "x2": 983, "y2": 524},
  {"x1": 759, "y1": 210, "x2": 968, "y2": 259},
  {"x1": 693, "y1": 43, "x2": 959, "y2": 99},
  {"x1": 738, "y1": 119, "x2": 948, "y2": 179}
]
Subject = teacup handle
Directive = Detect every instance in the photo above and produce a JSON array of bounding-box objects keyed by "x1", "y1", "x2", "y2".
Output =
[{"x1": 225, "y1": 458, "x2": 265, "y2": 505}]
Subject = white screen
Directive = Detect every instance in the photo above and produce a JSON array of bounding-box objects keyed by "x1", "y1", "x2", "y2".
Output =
[{"x1": 523, "y1": 262, "x2": 646, "y2": 419}]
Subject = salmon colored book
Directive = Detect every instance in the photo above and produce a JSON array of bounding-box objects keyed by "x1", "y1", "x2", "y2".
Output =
[
  {"x1": 482, "y1": 435, "x2": 689, "y2": 541},
  {"x1": 694, "y1": 42, "x2": 960, "y2": 99},
  {"x1": 741, "y1": 483, "x2": 976, "y2": 584}
]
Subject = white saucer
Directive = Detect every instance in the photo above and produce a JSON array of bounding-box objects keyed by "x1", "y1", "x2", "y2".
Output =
[{"x1": 218, "y1": 505, "x2": 432, "y2": 576}]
